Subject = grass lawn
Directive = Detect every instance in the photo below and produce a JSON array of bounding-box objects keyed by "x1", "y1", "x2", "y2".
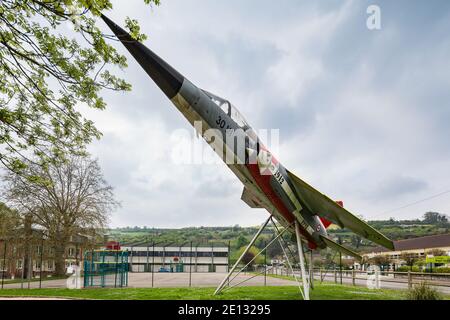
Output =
[
  {"x1": 0, "y1": 283, "x2": 407, "y2": 300},
  {"x1": 1, "y1": 276, "x2": 69, "y2": 285}
]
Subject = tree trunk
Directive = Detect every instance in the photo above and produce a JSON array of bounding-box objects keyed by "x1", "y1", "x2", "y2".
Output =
[
  {"x1": 54, "y1": 243, "x2": 66, "y2": 276},
  {"x1": 23, "y1": 215, "x2": 32, "y2": 279},
  {"x1": 53, "y1": 233, "x2": 69, "y2": 276}
]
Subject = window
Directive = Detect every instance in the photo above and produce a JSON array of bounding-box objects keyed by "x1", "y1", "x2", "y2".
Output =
[
  {"x1": 202, "y1": 90, "x2": 250, "y2": 128},
  {"x1": 213, "y1": 252, "x2": 228, "y2": 257},
  {"x1": 165, "y1": 251, "x2": 181, "y2": 257},
  {"x1": 220, "y1": 101, "x2": 231, "y2": 116},
  {"x1": 229, "y1": 104, "x2": 249, "y2": 129},
  {"x1": 197, "y1": 252, "x2": 212, "y2": 257}
]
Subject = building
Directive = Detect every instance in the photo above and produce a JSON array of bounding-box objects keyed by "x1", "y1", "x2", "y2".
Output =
[
  {"x1": 0, "y1": 233, "x2": 91, "y2": 279},
  {"x1": 363, "y1": 234, "x2": 450, "y2": 269},
  {"x1": 122, "y1": 242, "x2": 230, "y2": 273}
]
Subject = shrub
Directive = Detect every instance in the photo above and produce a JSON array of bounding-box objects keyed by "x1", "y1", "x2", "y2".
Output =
[
  {"x1": 396, "y1": 266, "x2": 450, "y2": 273},
  {"x1": 406, "y1": 282, "x2": 443, "y2": 300},
  {"x1": 434, "y1": 267, "x2": 450, "y2": 274},
  {"x1": 397, "y1": 266, "x2": 420, "y2": 272}
]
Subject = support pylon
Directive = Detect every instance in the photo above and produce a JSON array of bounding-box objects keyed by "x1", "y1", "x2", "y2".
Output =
[{"x1": 295, "y1": 221, "x2": 310, "y2": 300}]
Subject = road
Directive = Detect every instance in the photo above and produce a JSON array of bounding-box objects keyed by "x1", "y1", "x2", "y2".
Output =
[{"x1": 309, "y1": 272, "x2": 450, "y2": 295}]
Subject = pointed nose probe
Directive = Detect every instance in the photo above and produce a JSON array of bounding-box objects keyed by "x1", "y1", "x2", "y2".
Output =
[{"x1": 101, "y1": 14, "x2": 184, "y2": 99}]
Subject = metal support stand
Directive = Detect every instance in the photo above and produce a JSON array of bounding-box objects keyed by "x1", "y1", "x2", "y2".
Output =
[
  {"x1": 214, "y1": 215, "x2": 312, "y2": 300},
  {"x1": 276, "y1": 227, "x2": 305, "y2": 299},
  {"x1": 320, "y1": 251, "x2": 338, "y2": 283},
  {"x1": 295, "y1": 221, "x2": 310, "y2": 300},
  {"x1": 220, "y1": 227, "x2": 291, "y2": 294},
  {"x1": 309, "y1": 250, "x2": 314, "y2": 289},
  {"x1": 214, "y1": 215, "x2": 272, "y2": 295}
]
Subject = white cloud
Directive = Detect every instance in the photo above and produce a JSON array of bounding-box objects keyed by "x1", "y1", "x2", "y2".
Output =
[{"x1": 85, "y1": 0, "x2": 450, "y2": 227}]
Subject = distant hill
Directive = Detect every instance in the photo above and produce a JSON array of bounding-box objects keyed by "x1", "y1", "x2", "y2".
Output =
[{"x1": 108, "y1": 212, "x2": 449, "y2": 258}]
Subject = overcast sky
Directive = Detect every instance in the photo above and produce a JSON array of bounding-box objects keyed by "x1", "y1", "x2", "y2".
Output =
[{"x1": 82, "y1": 0, "x2": 450, "y2": 228}]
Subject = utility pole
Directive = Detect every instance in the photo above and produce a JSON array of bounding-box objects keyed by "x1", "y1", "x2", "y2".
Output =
[
  {"x1": 264, "y1": 241, "x2": 267, "y2": 286},
  {"x1": 227, "y1": 241, "x2": 231, "y2": 272},
  {"x1": 211, "y1": 242, "x2": 214, "y2": 272},
  {"x1": 146, "y1": 244, "x2": 150, "y2": 273},
  {"x1": 338, "y1": 236, "x2": 343, "y2": 285},
  {"x1": 151, "y1": 241, "x2": 155, "y2": 288},
  {"x1": 114, "y1": 250, "x2": 119, "y2": 288},
  {"x1": 189, "y1": 241, "x2": 193, "y2": 287}
]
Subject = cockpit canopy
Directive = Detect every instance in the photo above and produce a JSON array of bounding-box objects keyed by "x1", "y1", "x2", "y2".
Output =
[{"x1": 203, "y1": 90, "x2": 250, "y2": 129}]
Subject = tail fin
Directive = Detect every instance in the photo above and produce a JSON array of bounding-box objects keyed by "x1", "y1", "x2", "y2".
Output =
[
  {"x1": 320, "y1": 201, "x2": 343, "y2": 229},
  {"x1": 320, "y1": 236, "x2": 362, "y2": 261},
  {"x1": 320, "y1": 217, "x2": 333, "y2": 229}
]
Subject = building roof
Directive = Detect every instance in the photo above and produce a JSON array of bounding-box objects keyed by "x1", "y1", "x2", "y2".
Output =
[
  {"x1": 370, "y1": 234, "x2": 450, "y2": 253},
  {"x1": 120, "y1": 241, "x2": 229, "y2": 248}
]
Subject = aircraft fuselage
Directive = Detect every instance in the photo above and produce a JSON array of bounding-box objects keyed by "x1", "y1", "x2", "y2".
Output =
[
  {"x1": 101, "y1": 15, "x2": 329, "y2": 249},
  {"x1": 171, "y1": 79, "x2": 329, "y2": 249}
]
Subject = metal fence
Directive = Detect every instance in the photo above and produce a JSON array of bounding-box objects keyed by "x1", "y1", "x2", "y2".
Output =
[
  {"x1": 0, "y1": 238, "x2": 233, "y2": 290},
  {"x1": 83, "y1": 250, "x2": 129, "y2": 288},
  {"x1": 265, "y1": 267, "x2": 450, "y2": 294},
  {"x1": 313, "y1": 268, "x2": 450, "y2": 288},
  {"x1": 0, "y1": 236, "x2": 90, "y2": 290}
]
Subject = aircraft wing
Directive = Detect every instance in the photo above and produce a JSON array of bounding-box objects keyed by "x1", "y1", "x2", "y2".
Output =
[
  {"x1": 241, "y1": 187, "x2": 264, "y2": 209},
  {"x1": 320, "y1": 236, "x2": 362, "y2": 261},
  {"x1": 286, "y1": 170, "x2": 394, "y2": 250}
]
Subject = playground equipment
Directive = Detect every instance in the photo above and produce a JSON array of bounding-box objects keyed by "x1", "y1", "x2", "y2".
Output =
[
  {"x1": 170, "y1": 256, "x2": 184, "y2": 273},
  {"x1": 83, "y1": 250, "x2": 129, "y2": 288},
  {"x1": 158, "y1": 257, "x2": 184, "y2": 273}
]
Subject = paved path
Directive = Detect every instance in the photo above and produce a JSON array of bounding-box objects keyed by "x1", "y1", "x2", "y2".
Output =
[
  {"x1": 1, "y1": 279, "x2": 68, "y2": 289},
  {"x1": 128, "y1": 272, "x2": 297, "y2": 288},
  {"x1": 310, "y1": 273, "x2": 450, "y2": 295},
  {"x1": 1, "y1": 272, "x2": 297, "y2": 289}
]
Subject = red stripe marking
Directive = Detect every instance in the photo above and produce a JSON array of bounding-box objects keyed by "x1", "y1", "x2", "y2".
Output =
[{"x1": 246, "y1": 161, "x2": 317, "y2": 249}]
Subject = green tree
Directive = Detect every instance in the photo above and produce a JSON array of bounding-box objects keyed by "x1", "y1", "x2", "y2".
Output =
[
  {"x1": 351, "y1": 235, "x2": 362, "y2": 249},
  {"x1": 3, "y1": 153, "x2": 118, "y2": 275},
  {"x1": 369, "y1": 255, "x2": 391, "y2": 269},
  {"x1": 0, "y1": 202, "x2": 21, "y2": 238},
  {"x1": 428, "y1": 249, "x2": 446, "y2": 257},
  {"x1": 232, "y1": 246, "x2": 264, "y2": 267},
  {"x1": 423, "y1": 212, "x2": 449, "y2": 225},
  {"x1": 235, "y1": 235, "x2": 247, "y2": 249},
  {"x1": 266, "y1": 237, "x2": 283, "y2": 259},
  {"x1": 401, "y1": 253, "x2": 418, "y2": 271},
  {"x1": 0, "y1": 0, "x2": 159, "y2": 174}
]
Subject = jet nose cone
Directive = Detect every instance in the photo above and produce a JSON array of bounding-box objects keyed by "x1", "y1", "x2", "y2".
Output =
[{"x1": 101, "y1": 14, "x2": 184, "y2": 99}]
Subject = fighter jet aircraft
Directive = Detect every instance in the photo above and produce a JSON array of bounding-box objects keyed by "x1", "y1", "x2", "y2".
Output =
[{"x1": 101, "y1": 15, "x2": 394, "y2": 293}]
